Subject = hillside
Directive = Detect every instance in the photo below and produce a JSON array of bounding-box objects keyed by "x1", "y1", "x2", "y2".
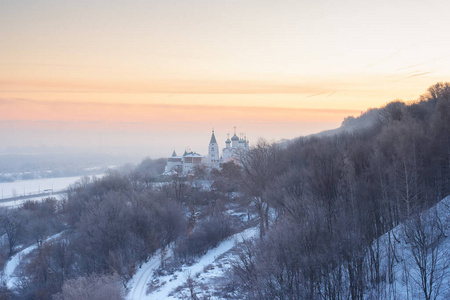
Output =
[
  {"x1": 365, "y1": 195, "x2": 450, "y2": 299},
  {"x1": 219, "y1": 82, "x2": 450, "y2": 299},
  {"x1": 126, "y1": 196, "x2": 449, "y2": 299}
]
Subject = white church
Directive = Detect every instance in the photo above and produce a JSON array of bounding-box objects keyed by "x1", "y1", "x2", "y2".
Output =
[{"x1": 164, "y1": 128, "x2": 249, "y2": 174}]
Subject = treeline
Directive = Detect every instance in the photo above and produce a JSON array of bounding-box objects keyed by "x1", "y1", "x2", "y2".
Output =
[
  {"x1": 231, "y1": 82, "x2": 450, "y2": 299},
  {"x1": 0, "y1": 157, "x2": 240, "y2": 299}
]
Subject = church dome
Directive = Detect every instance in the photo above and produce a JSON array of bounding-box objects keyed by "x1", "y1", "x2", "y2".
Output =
[{"x1": 231, "y1": 134, "x2": 239, "y2": 141}]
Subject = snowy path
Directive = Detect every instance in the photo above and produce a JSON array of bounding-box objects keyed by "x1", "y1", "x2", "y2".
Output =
[
  {"x1": 127, "y1": 250, "x2": 170, "y2": 300},
  {"x1": 4, "y1": 232, "x2": 64, "y2": 289},
  {"x1": 127, "y1": 227, "x2": 258, "y2": 300}
]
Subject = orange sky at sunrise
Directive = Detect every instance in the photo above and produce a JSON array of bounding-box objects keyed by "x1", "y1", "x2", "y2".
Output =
[{"x1": 1, "y1": 0, "x2": 450, "y2": 158}]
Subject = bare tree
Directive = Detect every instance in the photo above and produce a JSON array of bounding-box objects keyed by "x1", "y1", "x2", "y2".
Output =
[
  {"x1": 184, "y1": 271, "x2": 198, "y2": 300},
  {"x1": 53, "y1": 274, "x2": 124, "y2": 300},
  {"x1": 0, "y1": 209, "x2": 25, "y2": 256},
  {"x1": 240, "y1": 139, "x2": 282, "y2": 238},
  {"x1": 404, "y1": 204, "x2": 449, "y2": 300}
]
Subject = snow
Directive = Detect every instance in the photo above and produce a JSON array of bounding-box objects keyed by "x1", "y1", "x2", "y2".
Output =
[
  {"x1": 0, "y1": 176, "x2": 85, "y2": 199},
  {"x1": 127, "y1": 227, "x2": 258, "y2": 300},
  {"x1": 127, "y1": 196, "x2": 449, "y2": 300},
  {"x1": 4, "y1": 231, "x2": 64, "y2": 289},
  {"x1": 364, "y1": 195, "x2": 450, "y2": 300},
  {"x1": 0, "y1": 174, "x2": 105, "y2": 207},
  {"x1": 0, "y1": 194, "x2": 66, "y2": 208},
  {"x1": 127, "y1": 249, "x2": 172, "y2": 300}
]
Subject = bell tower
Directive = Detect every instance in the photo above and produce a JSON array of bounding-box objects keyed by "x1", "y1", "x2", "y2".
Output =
[{"x1": 208, "y1": 129, "x2": 220, "y2": 168}]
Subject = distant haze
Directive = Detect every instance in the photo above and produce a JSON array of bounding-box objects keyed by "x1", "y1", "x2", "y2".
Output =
[
  {"x1": 1, "y1": 0, "x2": 450, "y2": 158},
  {"x1": 0, "y1": 104, "x2": 353, "y2": 158}
]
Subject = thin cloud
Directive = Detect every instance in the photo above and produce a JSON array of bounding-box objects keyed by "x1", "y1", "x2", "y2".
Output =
[
  {"x1": 326, "y1": 91, "x2": 337, "y2": 97},
  {"x1": 394, "y1": 72, "x2": 431, "y2": 82},
  {"x1": 0, "y1": 79, "x2": 329, "y2": 95},
  {"x1": 303, "y1": 91, "x2": 329, "y2": 98},
  {"x1": 0, "y1": 98, "x2": 359, "y2": 125},
  {"x1": 362, "y1": 42, "x2": 422, "y2": 70},
  {"x1": 363, "y1": 51, "x2": 402, "y2": 70},
  {"x1": 395, "y1": 55, "x2": 450, "y2": 72}
]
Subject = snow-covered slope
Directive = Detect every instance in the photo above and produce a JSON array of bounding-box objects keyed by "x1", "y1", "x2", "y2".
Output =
[
  {"x1": 4, "y1": 231, "x2": 64, "y2": 289},
  {"x1": 127, "y1": 249, "x2": 169, "y2": 300},
  {"x1": 366, "y1": 196, "x2": 450, "y2": 300},
  {"x1": 127, "y1": 196, "x2": 450, "y2": 300},
  {"x1": 127, "y1": 227, "x2": 258, "y2": 300}
]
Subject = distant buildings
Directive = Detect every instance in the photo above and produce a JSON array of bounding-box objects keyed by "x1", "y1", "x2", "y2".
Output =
[
  {"x1": 164, "y1": 128, "x2": 249, "y2": 174},
  {"x1": 222, "y1": 128, "x2": 250, "y2": 164},
  {"x1": 165, "y1": 150, "x2": 204, "y2": 174}
]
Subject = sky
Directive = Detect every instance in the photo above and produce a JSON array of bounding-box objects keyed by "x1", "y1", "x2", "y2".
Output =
[{"x1": 1, "y1": 0, "x2": 450, "y2": 158}]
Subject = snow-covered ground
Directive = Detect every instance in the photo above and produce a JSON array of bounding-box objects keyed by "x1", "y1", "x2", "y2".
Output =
[
  {"x1": 4, "y1": 231, "x2": 64, "y2": 289},
  {"x1": 0, "y1": 176, "x2": 85, "y2": 199},
  {"x1": 127, "y1": 196, "x2": 450, "y2": 300},
  {"x1": 127, "y1": 227, "x2": 258, "y2": 300},
  {"x1": 127, "y1": 249, "x2": 172, "y2": 300},
  {"x1": 0, "y1": 174, "x2": 105, "y2": 207},
  {"x1": 365, "y1": 196, "x2": 450, "y2": 300},
  {"x1": 0, "y1": 194, "x2": 67, "y2": 208}
]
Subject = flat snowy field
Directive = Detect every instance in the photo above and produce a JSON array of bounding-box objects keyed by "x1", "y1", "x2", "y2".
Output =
[{"x1": 0, "y1": 175, "x2": 100, "y2": 199}]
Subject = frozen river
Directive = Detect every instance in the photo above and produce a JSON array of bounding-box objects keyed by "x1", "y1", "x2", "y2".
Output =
[{"x1": 0, "y1": 176, "x2": 86, "y2": 199}]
